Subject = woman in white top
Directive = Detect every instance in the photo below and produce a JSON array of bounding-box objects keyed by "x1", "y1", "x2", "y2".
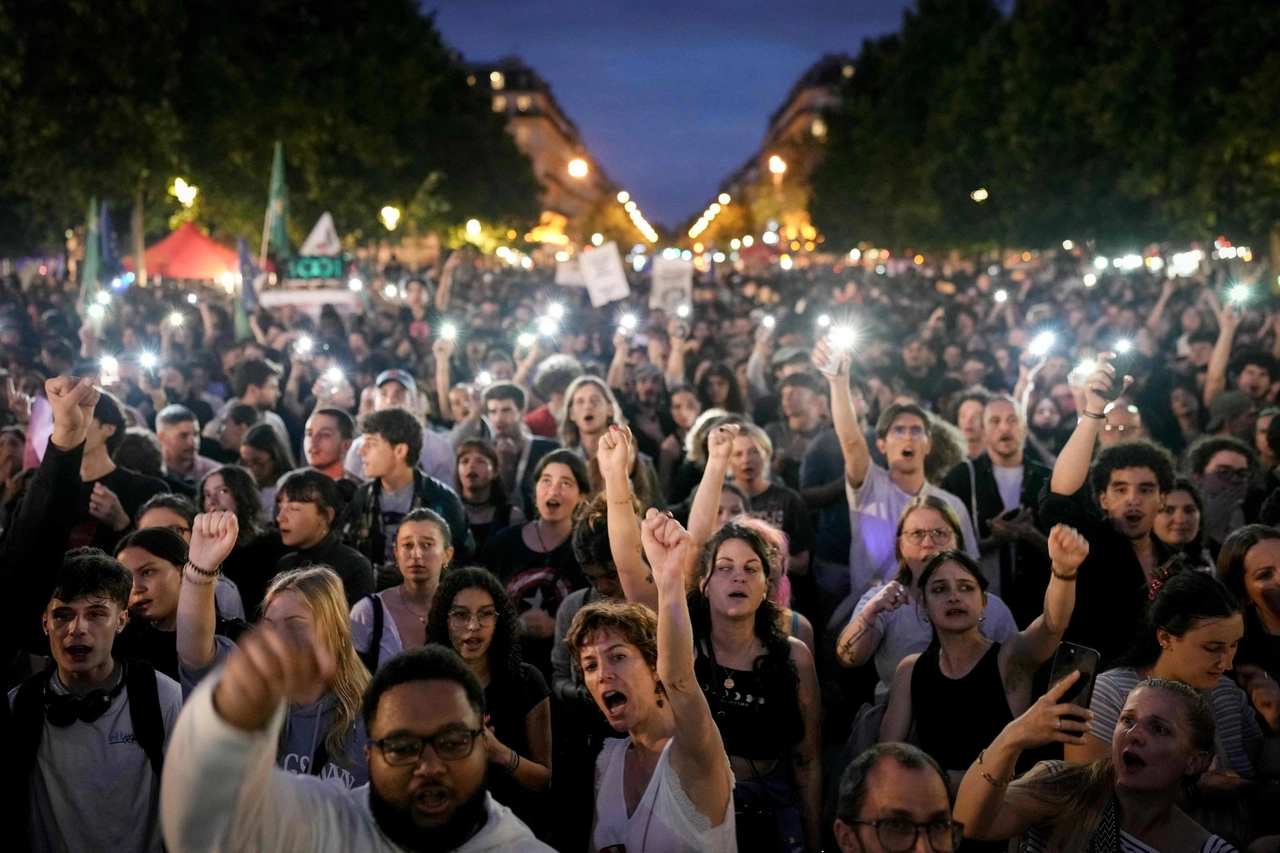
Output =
[
  {"x1": 349, "y1": 508, "x2": 453, "y2": 670},
  {"x1": 955, "y1": 674, "x2": 1238, "y2": 853},
  {"x1": 565, "y1": 509, "x2": 736, "y2": 853}
]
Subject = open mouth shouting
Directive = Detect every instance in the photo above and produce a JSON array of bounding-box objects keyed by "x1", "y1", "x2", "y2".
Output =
[
  {"x1": 600, "y1": 689, "x2": 629, "y2": 721},
  {"x1": 412, "y1": 784, "x2": 456, "y2": 818},
  {"x1": 543, "y1": 498, "x2": 563, "y2": 515},
  {"x1": 64, "y1": 644, "x2": 93, "y2": 664},
  {"x1": 1120, "y1": 749, "x2": 1146, "y2": 772},
  {"x1": 459, "y1": 636, "x2": 485, "y2": 654}
]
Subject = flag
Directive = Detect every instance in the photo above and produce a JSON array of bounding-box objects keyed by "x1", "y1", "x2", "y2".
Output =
[
  {"x1": 237, "y1": 236, "x2": 262, "y2": 312},
  {"x1": 259, "y1": 140, "x2": 291, "y2": 265},
  {"x1": 99, "y1": 201, "x2": 124, "y2": 288},
  {"x1": 80, "y1": 197, "x2": 101, "y2": 304}
]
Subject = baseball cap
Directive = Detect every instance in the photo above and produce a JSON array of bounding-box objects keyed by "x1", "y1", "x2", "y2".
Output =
[
  {"x1": 1206, "y1": 390, "x2": 1257, "y2": 433},
  {"x1": 771, "y1": 346, "x2": 809, "y2": 368},
  {"x1": 375, "y1": 369, "x2": 417, "y2": 394}
]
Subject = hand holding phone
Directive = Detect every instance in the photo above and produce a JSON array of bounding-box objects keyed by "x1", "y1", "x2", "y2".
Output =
[{"x1": 1048, "y1": 642, "x2": 1100, "y2": 726}]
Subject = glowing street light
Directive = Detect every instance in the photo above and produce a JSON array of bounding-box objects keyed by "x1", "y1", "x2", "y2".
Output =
[
  {"x1": 465, "y1": 219, "x2": 481, "y2": 237},
  {"x1": 617, "y1": 191, "x2": 630, "y2": 203},
  {"x1": 567, "y1": 158, "x2": 589, "y2": 179},
  {"x1": 171, "y1": 178, "x2": 199, "y2": 207},
  {"x1": 379, "y1": 206, "x2": 401, "y2": 231},
  {"x1": 718, "y1": 193, "x2": 731, "y2": 205},
  {"x1": 591, "y1": 233, "x2": 604, "y2": 246},
  {"x1": 768, "y1": 155, "x2": 787, "y2": 175},
  {"x1": 970, "y1": 188, "x2": 989, "y2": 203}
]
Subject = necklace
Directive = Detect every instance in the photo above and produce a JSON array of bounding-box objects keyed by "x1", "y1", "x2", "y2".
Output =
[
  {"x1": 533, "y1": 518, "x2": 552, "y2": 553},
  {"x1": 398, "y1": 586, "x2": 429, "y2": 624},
  {"x1": 716, "y1": 633, "x2": 758, "y2": 690}
]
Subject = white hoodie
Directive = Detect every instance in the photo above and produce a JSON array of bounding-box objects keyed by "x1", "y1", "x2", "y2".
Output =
[{"x1": 161, "y1": 674, "x2": 552, "y2": 853}]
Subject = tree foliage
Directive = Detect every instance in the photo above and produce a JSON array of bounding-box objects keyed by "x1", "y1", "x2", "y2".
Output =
[
  {"x1": 811, "y1": 0, "x2": 1280, "y2": 253},
  {"x1": 0, "y1": 0, "x2": 540, "y2": 254}
]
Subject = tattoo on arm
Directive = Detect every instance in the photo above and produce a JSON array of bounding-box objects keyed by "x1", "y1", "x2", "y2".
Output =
[{"x1": 839, "y1": 622, "x2": 868, "y2": 660}]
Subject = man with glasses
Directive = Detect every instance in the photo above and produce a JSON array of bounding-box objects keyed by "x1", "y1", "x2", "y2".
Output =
[
  {"x1": 162, "y1": 642, "x2": 553, "y2": 852},
  {"x1": 1183, "y1": 435, "x2": 1261, "y2": 551},
  {"x1": 833, "y1": 742, "x2": 960, "y2": 853},
  {"x1": 1097, "y1": 401, "x2": 1145, "y2": 448},
  {"x1": 814, "y1": 340, "x2": 978, "y2": 603}
]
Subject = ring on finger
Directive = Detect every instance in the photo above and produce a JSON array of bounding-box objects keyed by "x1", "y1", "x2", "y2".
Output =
[{"x1": 1056, "y1": 719, "x2": 1062, "y2": 732}]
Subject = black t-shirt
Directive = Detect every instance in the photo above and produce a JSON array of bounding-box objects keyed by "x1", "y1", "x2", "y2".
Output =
[
  {"x1": 747, "y1": 483, "x2": 815, "y2": 557},
  {"x1": 277, "y1": 535, "x2": 376, "y2": 607},
  {"x1": 221, "y1": 530, "x2": 288, "y2": 618},
  {"x1": 115, "y1": 614, "x2": 248, "y2": 682},
  {"x1": 485, "y1": 663, "x2": 550, "y2": 832},
  {"x1": 1238, "y1": 608, "x2": 1280, "y2": 683},
  {"x1": 478, "y1": 524, "x2": 584, "y2": 677},
  {"x1": 70, "y1": 466, "x2": 169, "y2": 553}
]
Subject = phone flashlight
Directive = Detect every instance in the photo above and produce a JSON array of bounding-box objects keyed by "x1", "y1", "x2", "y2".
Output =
[
  {"x1": 169, "y1": 312, "x2": 184, "y2": 326},
  {"x1": 1028, "y1": 331, "x2": 1056, "y2": 357},
  {"x1": 762, "y1": 316, "x2": 776, "y2": 330},
  {"x1": 440, "y1": 323, "x2": 458, "y2": 342},
  {"x1": 676, "y1": 305, "x2": 690, "y2": 318}
]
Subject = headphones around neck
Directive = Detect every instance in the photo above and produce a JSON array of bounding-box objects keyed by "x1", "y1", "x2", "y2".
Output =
[{"x1": 43, "y1": 661, "x2": 128, "y2": 727}]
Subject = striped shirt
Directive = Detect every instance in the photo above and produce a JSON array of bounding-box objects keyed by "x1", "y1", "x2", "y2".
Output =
[{"x1": 1089, "y1": 667, "x2": 1261, "y2": 778}]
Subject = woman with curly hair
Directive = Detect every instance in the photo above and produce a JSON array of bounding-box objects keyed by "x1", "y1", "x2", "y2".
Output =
[{"x1": 427, "y1": 565, "x2": 551, "y2": 834}]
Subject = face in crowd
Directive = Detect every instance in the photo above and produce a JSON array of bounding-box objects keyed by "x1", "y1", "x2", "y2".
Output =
[
  {"x1": 879, "y1": 413, "x2": 931, "y2": 477},
  {"x1": 304, "y1": 413, "x2": 350, "y2": 471},
  {"x1": 445, "y1": 586, "x2": 497, "y2": 667},
  {"x1": 1154, "y1": 611, "x2": 1242, "y2": 691},
  {"x1": 484, "y1": 396, "x2": 524, "y2": 442},
  {"x1": 277, "y1": 496, "x2": 332, "y2": 550},
  {"x1": 396, "y1": 519, "x2": 453, "y2": 590},
  {"x1": 669, "y1": 388, "x2": 702, "y2": 432},
  {"x1": 118, "y1": 546, "x2": 181, "y2": 632},
  {"x1": 360, "y1": 432, "x2": 408, "y2": 481},
  {"x1": 700, "y1": 537, "x2": 769, "y2": 623},
  {"x1": 138, "y1": 506, "x2": 193, "y2": 542},
  {"x1": 44, "y1": 592, "x2": 127, "y2": 685},
  {"x1": 919, "y1": 560, "x2": 987, "y2": 634},
  {"x1": 1098, "y1": 466, "x2": 1163, "y2": 540},
  {"x1": 1152, "y1": 488, "x2": 1200, "y2": 548},
  {"x1": 456, "y1": 448, "x2": 495, "y2": 497},
  {"x1": 1111, "y1": 685, "x2": 1212, "y2": 794},
  {"x1": 577, "y1": 626, "x2": 659, "y2": 733},
  {"x1": 729, "y1": 434, "x2": 767, "y2": 487},
  {"x1": 982, "y1": 399, "x2": 1024, "y2": 463},
  {"x1": 569, "y1": 382, "x2": 612, "y2": 439},
  {"x1": 833, "y1": 757, "x2": 954, "y2": 853},
  {"x1": 898, "y1": 507, "x2": 956, "y2": 576},
  {"x1": 202, "y1": 473, "x2": 238, "y2": 515},
  {"x1": 535, "y1": 462, "x2": 583, "y2": 524}
]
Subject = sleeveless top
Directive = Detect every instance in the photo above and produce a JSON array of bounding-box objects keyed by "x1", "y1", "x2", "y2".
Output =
[
  {"x1": 592, "y1": 737, "x2": 737, "y2": 853},
  {"x1": 911, "y1": 642, "x2": 1012, "y2": 772},
  {"x1": 694, "y1": 651, "x2": 803, "y2": 761}
]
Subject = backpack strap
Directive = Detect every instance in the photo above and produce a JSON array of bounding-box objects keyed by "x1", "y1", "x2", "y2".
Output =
[
  {"x1": 964, "y1": 457, "x2": 979, "y2": 534},
  {"x1": 9, "y1": 664, "x2": 54, "y2": 839},
  {"x1": 123, "y1": 659, "x2": 166, "y2": 777},
  {"x1": 357, "y1": 593, "x2": 384, "y2": 673}
]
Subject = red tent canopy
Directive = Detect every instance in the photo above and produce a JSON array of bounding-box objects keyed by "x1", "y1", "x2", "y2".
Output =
[{"x1": 124, "y1": 222, "x2": 239, "y2": 281}]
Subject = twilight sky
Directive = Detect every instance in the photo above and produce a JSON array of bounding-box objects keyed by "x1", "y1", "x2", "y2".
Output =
[{"x1": 424, "y1": 0, "x2": 916, "y2": 226}]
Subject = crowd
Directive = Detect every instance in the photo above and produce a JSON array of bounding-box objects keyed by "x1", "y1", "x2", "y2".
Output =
[{"x1": 4, "y1": 247, "x2": 1280, "y2": 853}]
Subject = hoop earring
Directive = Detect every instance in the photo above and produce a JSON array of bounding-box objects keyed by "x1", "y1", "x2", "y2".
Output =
[{"x1": 655, "y1": 683, "x2": 665, "y2": 708}]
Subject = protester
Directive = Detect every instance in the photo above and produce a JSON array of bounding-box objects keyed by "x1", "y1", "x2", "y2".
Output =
[
  {"x1": 478, "y1": 448, "x2": 589, "y2": 677},
  {"x1": 343, "y1": 407, "x2": 473, "y2": 585},
  {"x1": 832, "y1": 743, "x2": 959, "y2": 853},
  {"x1": 455, "y1": 438, "x2": 525, "y2": 551},
  {"x1": 426, "y1": 566, "x2": 553, "y2": 834},
  {"x1": 198, "y1": 464, "x2": 287, "y2": 616},
  {"x1": 344, "y1": 368, "x2": 456, "y2": 484},
  {"x1": 565, "y1": 510, "x2": 737, "y2": 853},
  {"x1": 156, "y1": 403, "x2": 220, "y2": 484},
  {"x1": 203, "y1": 357, "x2": 289, "y2": 447},
  {"x1": 241, "y1": 421, "x2": 296, "y2": 509},
  {"x1": 878, "y1": 525, "x2": 1085, "y2": 781},
  {"x1": 474, "y1": 382, "x2": 558, "y2": 516},
  {"x1": 1218, "y1": 525, "x2": 1280, "y2": 682},
  {"x1": 11, "y1": 548, "x2": 183, "y2": 853},
  {"x1": 350, "y1": 507, "x2": 453, "y2": 670},
  {"x1": 303, "y1": 407, "x2": 356, "y2": 480},
  {"x1": 954, "y1": 676, "x2": 1236, "y2": 852},
  {"x1": 1155, "y1": 476, "x2": 1213, "y2": 569},
  {"x1": 161, "y1": 643, "x2": 553, "y2": 852},
  {"x1": 1183, "y1": 435, "x2": 1260, "y2": 554},
  {"x1": 275, "y1": 468, "x2": 374, "y2": 607}
]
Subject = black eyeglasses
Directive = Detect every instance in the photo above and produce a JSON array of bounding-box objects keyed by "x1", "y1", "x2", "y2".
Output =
[
  {"x1": 370, "y1": 728, "x2": 484, "y2": 766},
  {"x1": 841, "y1": 818, "x2": 964, "y2": 852}
]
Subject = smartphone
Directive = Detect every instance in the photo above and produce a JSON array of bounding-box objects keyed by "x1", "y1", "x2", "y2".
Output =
[{"x1": 1048, "y1": 642, "x2": 1100, "y2": 722}]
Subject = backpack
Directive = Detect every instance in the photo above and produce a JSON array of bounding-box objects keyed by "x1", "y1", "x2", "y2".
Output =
[
  {"x1": 356, "y1": 593, "x2": 385, "y2": 673},
  {"x1": 9, "y1": 658, "x2": 166, "y2": 845}
]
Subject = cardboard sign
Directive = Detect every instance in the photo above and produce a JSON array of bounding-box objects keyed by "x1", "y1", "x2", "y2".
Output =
[
  {"x1": 579, "y1": 242, "x2": 631, "y2": 307},
  {"x1": 555, "y1": 258, "x2": 586, "y2": 287},
  {"x1": 650, "y1": 255, "x2": 693, "y2": 312},
  {"x1": 299, "y1": 212, "x2": 342, "y2": 256}
]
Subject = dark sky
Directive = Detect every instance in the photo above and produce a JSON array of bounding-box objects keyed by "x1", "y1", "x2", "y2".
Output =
[{"x1": 424, "y1": 1, "x2": 915, "y2": 227}]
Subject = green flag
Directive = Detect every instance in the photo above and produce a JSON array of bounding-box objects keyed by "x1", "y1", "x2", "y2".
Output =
[
  {"x1": 81, "y1": 197, "x2": 101, "y2": 305},
  {"x1": 259, "y1": 140, "x2": 291, "y2": 265}
]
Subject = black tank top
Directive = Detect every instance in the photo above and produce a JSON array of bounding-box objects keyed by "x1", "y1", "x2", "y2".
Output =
[
  {"x1": 694, "y1": 650, "x2": 803, "y2": 761},
  {"x1": 911, "y1": 642, "x2": 1012, "y2": 772}
]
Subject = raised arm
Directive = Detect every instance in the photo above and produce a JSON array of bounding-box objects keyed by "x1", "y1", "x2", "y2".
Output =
[
  {"x1": 432, "y1": 337, "x2": 456, "y2": 423},
  {"x1": 813, "y1": 337, "x2": 870, "y2": 489},
  {"x1": 598, "y1": 425, "x2": 655, "y2": 610},
  {"x1": 835, "y1": 580, "x2": 905, "y2": 668},
  {"x1": 177, "y1": 511, "x2": 240, "y2": 668},
  {"x1": 1146, "y1": 279, "x2": 1175, "y2": 336},
  {"x1": 954, "y1": 673, "x2": 1092, "y2": 841},
  {"x1": 606, "y1": 331, "x2": 630, "y2": 392},
  {"x1": 687, "y1": 423, "x2": 738, "y2": 548},
  {"x1": 1002, "y1": 525, "x2": 1084, "y2": 671},
  {"x1": 1050, "y1": 353, "x2": 1127, "y2": 495},
  {"x1": 641, "y1": 509, "x2": 733, "y2": 826},
  {"x1": 1204, "y1": 295, "x2": 1240, "y2": 406},
  {"x1": 435, "y1": 251, "x2": 461, "y2": 312}
]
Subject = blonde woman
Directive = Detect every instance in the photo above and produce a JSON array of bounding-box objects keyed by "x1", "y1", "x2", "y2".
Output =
[
  {"x1": 177, "y1": 516, "x2": 371, "y2": 790},
  {"x1": 560, "y1": 374, "x2": 663, "y2": 509}
]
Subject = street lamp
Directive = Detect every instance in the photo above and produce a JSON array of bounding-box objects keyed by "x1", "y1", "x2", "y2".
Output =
[
  {"x1": 768, "y1": 155, "x2": 787, "y2": 175},
  {"x1": 970, "y1": 188, "x2": 989, "y2": 203},
  {"x1": 568, "y1": 158, "x2": 589, "y2": 179},
  {"x1": 380, "y1": 206, "x2": 401, "y2": 231}
]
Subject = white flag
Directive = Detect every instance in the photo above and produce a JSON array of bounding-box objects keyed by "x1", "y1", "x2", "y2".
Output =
[
  {"x1": 299, "y1": 212, "x2": 342, "y2": 256},
  {"x1": 579, "y1": 242, "x2": 631, "y2": 308}
]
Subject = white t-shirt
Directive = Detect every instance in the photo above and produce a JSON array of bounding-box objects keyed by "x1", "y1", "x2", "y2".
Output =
[
  {"x1": 593, "y1": 738, "x2": 736, "y2": 853},
  {"x1": 992, "y1": 463, "x2": 1024, "y2": 512},
  {"x1": 846, "y1": 464, "x2": 980, "y2": 598},
  {"x1": 11, "y1": 666, "x2": 183, "y2": 853},
  {"x1": 349, "y1": 592, "x2": 406, "y2": 670}
]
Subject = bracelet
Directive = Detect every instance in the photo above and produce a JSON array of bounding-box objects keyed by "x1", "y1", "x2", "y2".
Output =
[
  {"x1": 1081, "y1": 410, "x2": 1105, "y2": 420},
  {"x1": 182, "y1": 569, "x2": 217, "y2": 586},
  {"x1": 1051, "y1": 567, "x2": 1078, "y2": 581},
  {"x1": 976, "y1": 749, "x2": 1013, "y2": 787},
  {"x1": 506, "y1": 750, "x2": 520, "y2": 774},
  {"x1": 185, "y1": 560, "x2": 220, "y2": 578}
]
